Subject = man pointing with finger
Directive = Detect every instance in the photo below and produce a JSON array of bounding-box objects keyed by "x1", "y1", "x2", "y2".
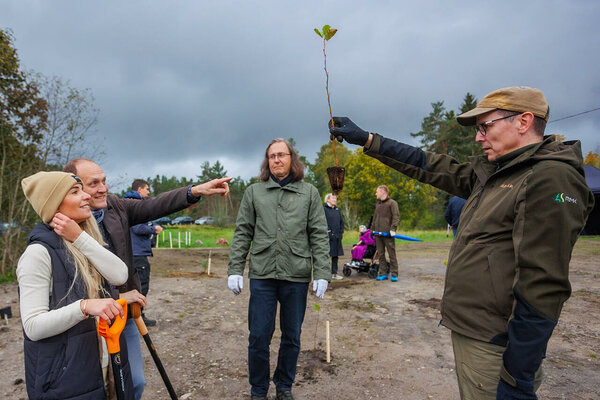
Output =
[
  {"x1": 329, "y1": 87, "x2": 594, "y2": 399},
  {"x1": 228, "y1": 138, "x2": 330, "y2": 400},
  {"x1": 64, "y1": 158, "x2": 231, "y2": 399}
]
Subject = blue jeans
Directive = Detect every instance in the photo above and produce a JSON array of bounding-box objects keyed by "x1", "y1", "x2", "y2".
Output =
[
  {"x1": 248, "y1": 279, "x2": 309, "y2": 397},
  {"x1": 123, "y1": 318, "x2": 146, "y2": 400}
]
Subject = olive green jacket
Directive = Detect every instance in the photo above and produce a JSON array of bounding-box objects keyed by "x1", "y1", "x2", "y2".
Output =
[
  {"x1": 365, "y1": 133, "x2": 594, "y2": 387},
  {"x1": 228, "y1": 178, "x2": 331, "y2": 282}
]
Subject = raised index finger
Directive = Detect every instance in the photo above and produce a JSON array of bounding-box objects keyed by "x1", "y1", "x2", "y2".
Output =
[{"x1": 214, "y1": 177, "x2": 233, "y2": 184}]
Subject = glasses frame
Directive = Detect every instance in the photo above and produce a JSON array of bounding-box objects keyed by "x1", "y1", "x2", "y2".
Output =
[
  {"x1": 268, "y1": 152, "x2": 291, "y2": 161},
  {"x1": 476, "y1": 113, "x2": 521, "y2": 136}
]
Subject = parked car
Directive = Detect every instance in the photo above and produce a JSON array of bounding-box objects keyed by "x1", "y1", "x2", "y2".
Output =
[
  {"x1": 0, "y1": 221, "x2": 21, "y2": 235},
  {"x1": 194, "y1": 216, "x2": 215, "y2": 225},
  {"x1": 152, "y1": 217, "x2": 172, "y2": 227},
  {"x1": 171, "y1": 216, "x2": 195, "y2": 225}
]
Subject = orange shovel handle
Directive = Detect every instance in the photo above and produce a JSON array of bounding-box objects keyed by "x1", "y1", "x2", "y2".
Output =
[{"x1": 98, "y1": 298, "x2": 128, "y2": 353}]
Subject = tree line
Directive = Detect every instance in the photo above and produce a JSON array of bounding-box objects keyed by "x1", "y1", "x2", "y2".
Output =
[{"x1": 1, "y1": 29, "x2": 99, "y2": 279}]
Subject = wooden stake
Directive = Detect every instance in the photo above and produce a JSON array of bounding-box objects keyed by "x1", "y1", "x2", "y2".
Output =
[
  {"x1": 169, "y1": 232, "x2": 173, "y2": 249},
  {"x1": 325, "y1": 320, "x2": 330, "y2": 363},
  {"x1": 207, "y1": 250, "x2": 212, "y2": 276},
  {"x1": 178, "y1": 232, "x2": 181, "y2": 249}
]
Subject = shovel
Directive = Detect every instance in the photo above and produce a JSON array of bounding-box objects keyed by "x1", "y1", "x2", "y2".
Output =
[
  {"x1": 98, "y1": 298, "x2": 128, "y2": 400},
  {"x1": 372, "y1": 230, "x2": 422, "y2": 242},
  {"x1": 130, "y1": 303, "x2": 178, "y2": 400}
]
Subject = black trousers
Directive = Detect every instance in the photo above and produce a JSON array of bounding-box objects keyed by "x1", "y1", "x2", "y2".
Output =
[
  {"x1": 331, "y1": 256, "x2": 339, "y2": 275},
  {"x1": 133, "y1": 256, "x2": 151, "y2": 296},
  {"x1": 248, "y1": 279, "x2": 308, "y2": 396}
]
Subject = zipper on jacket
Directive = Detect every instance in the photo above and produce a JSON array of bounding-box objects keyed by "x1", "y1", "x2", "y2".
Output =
[{"x1": 473, "y1": 186, "x2": 485, "y2": 209}]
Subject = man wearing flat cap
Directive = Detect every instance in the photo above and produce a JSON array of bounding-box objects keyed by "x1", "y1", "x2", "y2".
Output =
[{"x1": 329, "y1": 86, "x2": 594, "y2": 399}]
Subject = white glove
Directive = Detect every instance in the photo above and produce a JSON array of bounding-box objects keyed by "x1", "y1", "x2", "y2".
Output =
[
  {"x1": 389, "y1": 230, "x2": 396, "y2": 237},
  {"x1": 312, "y1": 279, "x2": 328, "y2": 299},
  {"x1": 228, "y1": 275, "x2": 243, "y2": 295}
]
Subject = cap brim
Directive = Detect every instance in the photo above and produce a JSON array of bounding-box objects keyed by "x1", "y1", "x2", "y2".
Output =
[{"x1": 456, "y1": 107, "x2": 497, "y2": 126}]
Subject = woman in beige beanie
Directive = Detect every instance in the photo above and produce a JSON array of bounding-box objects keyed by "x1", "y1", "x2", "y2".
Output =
[{"x1": 17, "y1": 171, "x2": 130, "y2": 400}]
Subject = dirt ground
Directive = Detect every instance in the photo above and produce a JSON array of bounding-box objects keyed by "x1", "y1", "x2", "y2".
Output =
[{"x1": 1, "y1": 240, "x2": 599, "y2": 399}]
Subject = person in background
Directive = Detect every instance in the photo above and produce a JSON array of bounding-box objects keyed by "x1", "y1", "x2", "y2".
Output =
[
  {"x1": 349, "y1": 225, "x2": 376, "y2": 265},
  {"x1": 64, "y1": 158, "x2": 230, "y2": 400},
  {"x1": 445, "y1": 195, "x2": 466, "y2": 237},
  {"x1": 227, "y1": 138, "x2": 330, "y2": 400},
  {"x1": 323, "y1": 193, "x2": 345, "y2": 280},
  {"x1": 372, "y1": 185, "x2": 400, "y2": 282},
  {"x1": 329, "y1": 86, "x2": 594, "y2": 399},
  {"x1": 18, "y1": 171, "x2": 130, "y2": 399},
  {"x1": 123, "y1": 179, "x2": 164, "y2": 327}
]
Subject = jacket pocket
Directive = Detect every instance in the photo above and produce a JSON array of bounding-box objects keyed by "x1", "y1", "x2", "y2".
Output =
[
  {"x1": 487, "y1": 252, "x2": 515, "y2": 318},
  {"x1": 249, "y1": 239, "x2": 275, "y2": 276},
  {"x1": 250, "y1": 239, "x2": 275, "y2": 255},
  {"x1": 36, "y1": 339, "x2": 66, "y2": 393},
  {"x1": 287, "y1": 240, "x2": 312, "y2": 278}
]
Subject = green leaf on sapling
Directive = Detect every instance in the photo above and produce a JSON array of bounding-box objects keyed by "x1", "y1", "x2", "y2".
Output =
[
  {"x1": 314, "y1": 28, "x2": 323, "y2": 38},
  {"x1": 325, "y1": 28, "x2": 337, "y2": 41},
  {"x1": 322, "y1": 25, "x2": 330, "y2": 36},
  {"x1": 313, "y1": 304, "x2": 321, "y2": 312}
]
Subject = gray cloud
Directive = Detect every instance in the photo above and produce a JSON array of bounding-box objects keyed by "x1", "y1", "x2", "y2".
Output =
[{"x1": 3, "y1": 1, "x2": 599, "y2": 191}]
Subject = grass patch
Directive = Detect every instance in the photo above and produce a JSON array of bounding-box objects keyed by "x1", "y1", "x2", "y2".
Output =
[
  {"x1": 156, "y1": 225, "x2": 234, "y2": 248},
  {"x1": 156, "y1": 226, "x2": 453, "y2": 248}
]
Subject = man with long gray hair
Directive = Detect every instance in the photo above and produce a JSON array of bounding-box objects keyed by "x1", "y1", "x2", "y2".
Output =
[{"x1": 227, "y1": 138, "x2": 330, "y2": 400}]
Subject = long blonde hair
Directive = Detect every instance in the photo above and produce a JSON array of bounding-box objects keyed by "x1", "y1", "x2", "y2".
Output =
[{"x1": 62, "y1": 216, "x2": 109, "y2": 299}]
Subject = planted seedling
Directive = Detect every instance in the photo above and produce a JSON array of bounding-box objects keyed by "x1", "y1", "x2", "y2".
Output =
[
  {"x1": 314, "y1": 24, "x2": 345, "y2": 194},
  {"x1": 313, "y1": 303, "x2": 321, "y2": 357}
]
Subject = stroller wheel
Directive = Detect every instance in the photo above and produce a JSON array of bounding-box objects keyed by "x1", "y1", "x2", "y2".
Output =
[
  {"x1": 343, "y1": 266, "x2": 352, "y2": 277},
  {"x1": 368, "y1": 266, "x2": 378, "y2": 279}
]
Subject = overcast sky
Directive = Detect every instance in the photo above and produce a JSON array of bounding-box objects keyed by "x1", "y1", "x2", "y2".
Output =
[{"x1": 3, "y1": 1, "x2": 599, "y2": 191}]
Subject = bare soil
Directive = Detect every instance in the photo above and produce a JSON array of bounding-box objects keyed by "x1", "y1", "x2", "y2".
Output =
[{"x1": 1, "y1": 240, "x2": 599, "y2": 399}]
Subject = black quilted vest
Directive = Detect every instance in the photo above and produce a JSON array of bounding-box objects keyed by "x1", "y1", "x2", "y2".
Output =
[{"x1": 22, "y1": 223, "x2": 107, "y2": 399}]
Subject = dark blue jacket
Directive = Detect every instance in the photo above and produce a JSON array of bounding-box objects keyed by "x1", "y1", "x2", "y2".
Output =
[
  {"x1": 444, "y1": 196, "x2": 466, "y2": 228},
  {"x1": 123, "y1": 190, "x2": 157, "y2": 257},
  {"x1": 23, "y1": 223, "x2": 134, "y2": 399}
]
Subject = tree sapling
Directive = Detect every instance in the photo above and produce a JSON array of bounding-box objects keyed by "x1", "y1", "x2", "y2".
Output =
[
  {"x1": 314, "y1": 24, "x2": 345, "y2": 194},
  {"x1": 313, "y1": 303, "x2": 321, "y2": 357}
]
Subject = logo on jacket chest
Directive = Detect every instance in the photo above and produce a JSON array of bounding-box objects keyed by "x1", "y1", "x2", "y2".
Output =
[{"x1": 554, "y1": 192, "x2": 577, "y2": 204}]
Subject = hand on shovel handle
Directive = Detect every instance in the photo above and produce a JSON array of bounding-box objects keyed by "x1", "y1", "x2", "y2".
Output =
[
  {"x1": 131, "y1": 303, "x2": 178, "y2": 400},
  {"x1": 98, "y1": 298, "x2": 128, "y2": 400}
]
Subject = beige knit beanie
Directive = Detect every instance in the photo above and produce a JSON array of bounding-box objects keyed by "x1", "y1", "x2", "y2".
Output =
[{"x1": 21, "y1": 171, "x2": 81, "y2": 223}]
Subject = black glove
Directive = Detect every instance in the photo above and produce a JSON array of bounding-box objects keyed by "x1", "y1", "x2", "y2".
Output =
[
  {"x1": 496, "y1": 379, "x2": 537, "y2": 400},
  {"x1": 328, "y1": 117, "x2": 370, "y2": 146}
]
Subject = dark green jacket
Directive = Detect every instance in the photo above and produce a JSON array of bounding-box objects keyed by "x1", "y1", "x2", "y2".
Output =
[
  {"x1": 365, "y1": 134, "x2": 594, "y2": 389},
  {"x1": 228, "y1": 178, "x2": 330, "y2": 282}
]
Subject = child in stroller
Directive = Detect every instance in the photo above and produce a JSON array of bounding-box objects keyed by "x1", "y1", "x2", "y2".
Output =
[{"x1": 343, "y1": 225, "x2": 379, "y2": 278}]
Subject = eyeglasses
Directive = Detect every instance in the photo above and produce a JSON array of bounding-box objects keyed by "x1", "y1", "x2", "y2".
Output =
[
  {"x1": 475, "y1": 113, "x2": 521, "y2": 136},
  {"x1": 268, "y1": 152, "x2": 290, "y2": 160}
]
